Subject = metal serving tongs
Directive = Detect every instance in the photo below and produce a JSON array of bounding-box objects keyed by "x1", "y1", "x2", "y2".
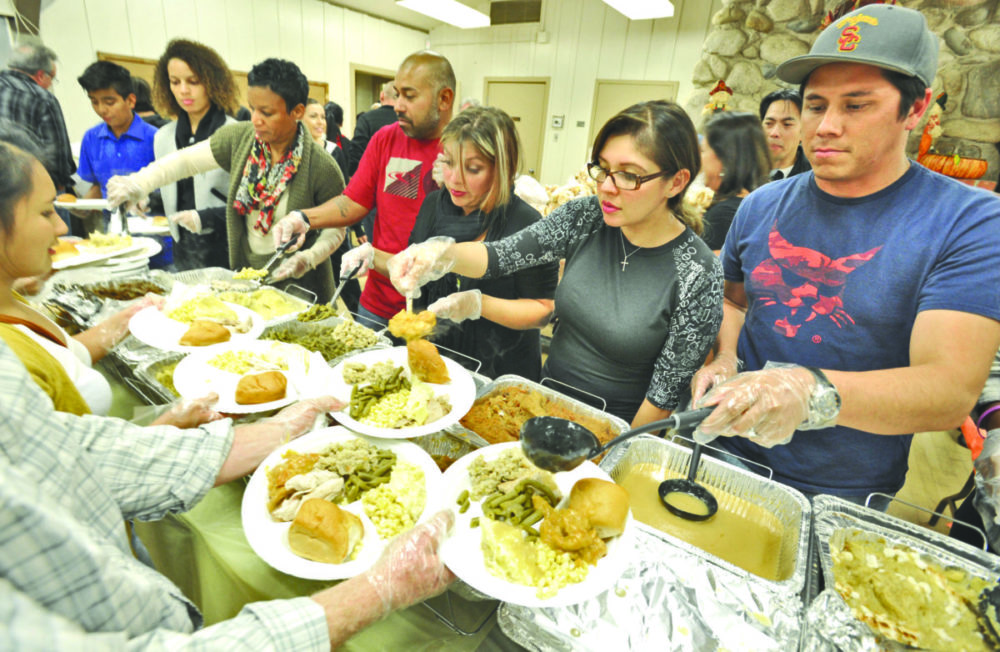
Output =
[
  {"x1": 259, "y1": 238, "x2": 297, "y2": 279},
  {"x1": 221, "y1": 239, "x2": 297, "y2": 292},
  {"x1": 328, "y1": 261, "x2": 365, "y2": 308}
]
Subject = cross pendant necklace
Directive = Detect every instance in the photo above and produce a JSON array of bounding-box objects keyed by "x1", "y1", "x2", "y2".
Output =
[{"x1": 620, "y1": 230, "x2": 639, "y2": 272}]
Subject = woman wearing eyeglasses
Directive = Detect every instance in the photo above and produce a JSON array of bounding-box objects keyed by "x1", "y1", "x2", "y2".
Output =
[{"x1": 389, "y1": 100, "x2": 723, "y2": 427}]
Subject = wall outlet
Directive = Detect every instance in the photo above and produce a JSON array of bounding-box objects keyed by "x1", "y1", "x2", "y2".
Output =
[{"x1": 551, "y1": 115, "x2": 564, "y2": 129}]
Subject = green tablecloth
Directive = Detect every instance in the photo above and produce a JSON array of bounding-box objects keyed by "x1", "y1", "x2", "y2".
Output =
[{"x1": 104, "y1": 368, "x2": 498, "y2": 649}]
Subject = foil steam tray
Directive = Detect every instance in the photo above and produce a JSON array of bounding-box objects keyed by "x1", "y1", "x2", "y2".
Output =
[
  {"x1": 601, "y1": 435, "x2": 811, "y2": 596},
  {"x1": 259, "y1": 316, "x2": 391, "y2": 368},
  {"x1": 133, "y1": 351, "x2": 186, "y2": 404},
  {"x1": 802, "y1": 494, "x2": 1000, "y2": 651},
  {"x1": 447, "y1": 374, "x2": 630, "y2": 448},
  {"x1": 499, "y1": 526, "x2": 805, "y2": 652}
]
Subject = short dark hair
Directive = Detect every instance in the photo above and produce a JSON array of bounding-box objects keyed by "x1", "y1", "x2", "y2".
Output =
[
  {"x1": 591, "y1": 100, "x2": 702, "y2": 234},
  {"x1": 759, "y1": 88, "x2": 802, "y2": 120},
  {"x1": 0, "y1": 125, "x2": 45, "y2": 235},
  {"x1": 132, "y1": 77, "x2": 155, "y2": 113},
  {"x1": 77, "y1": 61, "x2": 134, "y2": 99},
  {"x1": 247, "y1": 58, "x2": 308, "y2": 113},
  {"x1": 798, "y1": 69, "x2": 926, "y2": 122},
  {"x1": 704, "y1": 111, "x2": 770, "y2": 201}
]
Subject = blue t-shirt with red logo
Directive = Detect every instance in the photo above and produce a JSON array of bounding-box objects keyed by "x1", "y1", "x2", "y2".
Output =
[{"x1": 719, "y1": 162, "x2": 1000, "y2": 497}]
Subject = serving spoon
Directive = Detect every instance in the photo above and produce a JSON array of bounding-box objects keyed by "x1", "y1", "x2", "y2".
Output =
[{"x1": 520, "y1": 406, "x2": 719, "y2": 520}]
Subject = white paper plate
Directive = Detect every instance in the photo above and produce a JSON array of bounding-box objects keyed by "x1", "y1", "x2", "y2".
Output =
[
  {"x1": 242, "y1": 426, "x2": 442, "y2": 580},
  {"x1": 54, "y1": 198, "x2": 108, "y2": 210},
  {"x1": 52, "y1": 236, "x2": 160, "y2": 270},
  {"x1": 438, "y1": 442, "x2": 636, "y2": 608},
  {"x1": 127, "y1": 216, "x2": 171, "y2": 235},
  {"x1": 328, "y1": 346, "x2": 476, "y2": 439},
  {"x1": 127, "y1": 301, "x2": 265, "y2": 353},
  {"x1": 172, "y1": 339, "x2": 332, "y2": 413}
]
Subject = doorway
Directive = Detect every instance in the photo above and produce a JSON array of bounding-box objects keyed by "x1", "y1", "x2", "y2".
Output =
[
  {"x1": 484, "y1": 78, "x2": 549, "y2": 179},
  {"x1": 588, "y1": 80, "x2": 679, "y2": 146},
  {"x1": 350, "y1": 64, "x2": 395, "y2": 136}
]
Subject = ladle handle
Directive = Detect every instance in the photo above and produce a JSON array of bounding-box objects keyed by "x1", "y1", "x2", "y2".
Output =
[
  {"x1": 595, "y1": 406, "x2": 717, "y2": 456},
  {"x1": 687, "y1": 442, "x2": 704, "y2": 482},
  {"x1": 673, "y1": 407, "x2": 715, "y2": 431}
]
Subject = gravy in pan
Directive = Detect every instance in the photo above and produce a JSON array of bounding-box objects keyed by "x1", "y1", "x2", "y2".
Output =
[{"x1": 618, "y1": 463, "x2": 785, "y2": 580}]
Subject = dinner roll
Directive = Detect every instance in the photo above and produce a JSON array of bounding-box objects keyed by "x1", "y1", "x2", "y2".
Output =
[
  {"x1": 567, "y1": 478, "x2": 629, "y2": 538},
  {"x1": 407, "y1": 338, "x2": 450, "y2": 384},
  {"x1": 235, "y1": 370, "x2": 287, "y2": 404},
  {"x1": 288, "y1": 498, "x2": 363, "y2": 564},
  {"x1": 56, "y1": 193, "x2": 77, "y2": 203},
  {"x1": 179, "y1": 319, "x2": 231, "y2": 347}
]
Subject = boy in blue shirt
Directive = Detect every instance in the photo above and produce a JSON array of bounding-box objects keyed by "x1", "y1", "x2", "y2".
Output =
[{"x1": 76, "y1": 61, "x2": 157, "y2": 229}]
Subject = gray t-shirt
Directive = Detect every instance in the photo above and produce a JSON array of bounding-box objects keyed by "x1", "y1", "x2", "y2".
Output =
[{"x1": 485, "y1": 195, "x2": 723, "y2": 421}]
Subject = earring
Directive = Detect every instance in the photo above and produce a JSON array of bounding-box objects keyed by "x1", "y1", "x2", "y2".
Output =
[{"x1": 719, "y1": 171, "x2": 725, "y2": 178}]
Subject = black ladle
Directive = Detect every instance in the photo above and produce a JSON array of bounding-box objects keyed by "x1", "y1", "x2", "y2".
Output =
[{"x1": 520, "y1": 406, "x2": 719, "y2": 521}]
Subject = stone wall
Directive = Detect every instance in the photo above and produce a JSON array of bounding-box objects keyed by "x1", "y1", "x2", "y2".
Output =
[{"x1": 686, "y1": 0, "x2": 1000, "y2": 181}]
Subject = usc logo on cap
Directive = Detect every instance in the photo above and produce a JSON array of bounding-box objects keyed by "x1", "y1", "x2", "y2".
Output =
[{"x1": 836, "y1": 13, "x2": 878, "y2": 52}]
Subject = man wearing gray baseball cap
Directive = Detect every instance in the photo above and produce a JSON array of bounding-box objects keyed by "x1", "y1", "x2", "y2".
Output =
[{"x1": 689, "y1": 4, "x2": 1000, "y2": 507}]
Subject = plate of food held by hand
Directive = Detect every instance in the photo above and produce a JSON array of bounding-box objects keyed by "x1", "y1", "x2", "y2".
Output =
[
  {"x1": 438, "y1": 442, "x2": 636, "y2": 608},
  {"x1": 327, "y1": 343, "x2": 476, "y2": 439},
  {"x1": 51, "y1": 233, "x2": 150, "y2": 269},
  {"x1": 128, "y1": 288, "x2": 265, "y2": 352},
  {"x1": 242, "y1": 426, "x2": 442, "y2": 580},
  {"x1": 172, "y1": 339, "x2": 333, "y2": 413}
]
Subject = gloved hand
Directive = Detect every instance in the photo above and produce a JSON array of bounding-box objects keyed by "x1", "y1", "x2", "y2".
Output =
[
  {"x1": 429, "y1": 289, "x2": 482, "y2": 323},
  {"x1": 341, "y1": 242, "x2": 375, "y2": 280},
  {"x1": 151, "y1": 393, "x2": 223, "y2": 429},
  {"x1": 271, "y1": 251, "x2": 314, "y2": 281},
  {"x1": 272, "y1": 210, "x2": 309, "y2": 253},
  {"x1": 431, "y1": 152, "x2": 446, "y2": 187},
  {"x1": 168, "y1": 210, "x2": 202, "y2": 234},
  {"x1": 362, "y1": 509, "x2": 456, "y2": 616},
  {"x1": 973, "y1": 429, "x2": 1000, "y2": 550},
  {"x1": 106, "y1": 174, "x2": 148, "y2": 211},
  {"x1": 693, "y1": 364, "x2": 827, "y2": 448},
  {"x1": 386, "y1": 236, "x2": 457, "y2": 300},
  {"x1": 262, "y1": 396, "x2": 344, "y2": 440},
  {"x1": 690, "y1": 350, "x2": 740, "y2": 404},
  {"x1": 96, "y1": 293, "x2": 163, "y2": 345}
]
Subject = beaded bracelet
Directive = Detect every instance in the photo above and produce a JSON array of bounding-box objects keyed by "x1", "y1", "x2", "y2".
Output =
[{"x1": 977, "y1": 404, "x2": 1000, "y2": 430}]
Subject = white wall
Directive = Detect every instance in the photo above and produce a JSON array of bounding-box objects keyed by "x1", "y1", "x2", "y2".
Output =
[
  {"x1": 39, "y1": 0, "x2": 427, "y2": 142},
  {"x1": 430, "y1": 0, "x2": 722, "y2": 185}
]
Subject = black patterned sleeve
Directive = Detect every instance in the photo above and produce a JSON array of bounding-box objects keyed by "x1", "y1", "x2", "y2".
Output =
[
  {"x1": 483, "y1": 196, "x2": 603, "y2": 278},
  {"x1": 646, "y1": 240, "x2": 725, "y2": 410}
]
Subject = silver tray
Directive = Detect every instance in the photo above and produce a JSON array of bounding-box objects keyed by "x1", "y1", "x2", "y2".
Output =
[
  {"x1": 803, "y1": 494, "x2": 1000, "y2": 650},
  {"x1": 133, "y1": 351, "x2": 187, "y2": 404},
  {"x1": 260, "y1": 316, "x2": 391, "y2": 368},
  {"x1": 448, "y1": 374, "x2": 629, "y2": 446},
  {"x1": 600, "y1": 435, "x2": 811, "y2": 597}
]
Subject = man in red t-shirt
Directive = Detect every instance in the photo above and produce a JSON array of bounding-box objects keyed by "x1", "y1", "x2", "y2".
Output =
[{"x1": 275, "y1": 50, "x2": 455, "y2": 326}]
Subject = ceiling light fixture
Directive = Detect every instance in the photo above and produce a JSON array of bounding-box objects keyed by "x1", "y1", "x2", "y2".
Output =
[
  {"x1": 396, "y1": 0, "x2": 491, "y2": 29},
  {"x1": 602, "y1": 0, "x2": 674, "y2": 20}
]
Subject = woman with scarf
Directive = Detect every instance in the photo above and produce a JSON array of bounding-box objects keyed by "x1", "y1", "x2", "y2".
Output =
[
  {"x1": 108, "y1": 58, "x2": 345, "y2": 301},
  {"x1": 150, "y1": 39, "x2": 238, "y2": 270}
]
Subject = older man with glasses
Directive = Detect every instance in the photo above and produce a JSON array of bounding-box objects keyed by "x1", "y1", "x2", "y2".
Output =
[{"x1": 0, "y1": 43, "x2": 76, "y2": 196}]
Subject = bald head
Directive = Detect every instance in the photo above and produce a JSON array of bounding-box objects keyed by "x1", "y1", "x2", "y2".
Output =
[
  {"x1": 394, "y1": 50, "x2": 455, "y2": 141},
  {"x1": 398, "y1": 50, "x2": 456, "y2": 96}
]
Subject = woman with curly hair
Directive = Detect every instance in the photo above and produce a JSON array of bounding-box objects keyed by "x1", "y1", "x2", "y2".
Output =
[{"x1": 151, "y1": 39, "x2": 240, "y2": 270}]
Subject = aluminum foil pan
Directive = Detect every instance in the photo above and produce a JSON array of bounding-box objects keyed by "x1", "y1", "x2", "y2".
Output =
[
  {"x1": 499, "y1": 526, "x2": 804, "y2": 651},
  {"x1": 133, "y1": 351, "x2": 186, "y2": 404},
  {"x1": 599, "y1": 435, "x2": 810, "y2": 596},
  {"x1": 802, "y1": 494, "x2": 1000, "y2": 651},
  {"x1": 448, "y1": 375, "x2": 629, "y2": 446},
  {"x1": 260, "y1": 316, "x2": 390, "y2": 367}
]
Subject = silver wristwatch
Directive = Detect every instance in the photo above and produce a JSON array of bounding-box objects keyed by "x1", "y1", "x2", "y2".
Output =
[{"x1": 802, "y1": 366, "x2": 841, "y2": 430}]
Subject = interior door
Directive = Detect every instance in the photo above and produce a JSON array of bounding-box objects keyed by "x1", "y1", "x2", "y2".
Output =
[
  {"x1": 484, "y1": 79, "x2": 549, "y2": 179},
  {"x1": 588, "y1": 80, "x2": 679, "y2": 146}
]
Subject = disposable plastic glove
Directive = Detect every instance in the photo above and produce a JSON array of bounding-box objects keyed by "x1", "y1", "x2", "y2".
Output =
[
  {"x1": 151, "y1": 393, "x2": 223, "y2": 429},
  {"x1": 362, "y1": 509, "x2": 456, "y2": 616},
  {"x1": 693, "y1": 364, "x2": 830, "y2": 448},
  {"x1": 690, "y1": 350, "x2": 741, "y2": 406},
  {"x1": 973, "y1": 429, "x2": 1000, "y2": 550},
  {"x1": 386, "y1": 236, "x2": 457, "y2": 300},
  {"x1": 106, "y1": 175, "x2": 147, "y2": 211},
  {"x1": 429, "y1": 289, "x2": 482, "y2": 323},
  {"x1": 262, "y1": 396, "x2": 344, "y2": 440},
  {"x1": 431, "y1": 152, "x2": 446, "y2": 187},
  {"x1": 340, "y1": 243, "x2": 375, "y2": 279},
  {"x1": 271, "y1": 251, "x2": 313, "y2": 281},
  {"x1": 168, "y1": 210, "x2": 202, "y2": 234},
  {"x1": 271, "y1": 210, "x2": 309, "y2": 253}
]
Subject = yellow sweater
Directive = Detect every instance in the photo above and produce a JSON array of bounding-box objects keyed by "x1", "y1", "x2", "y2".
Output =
[{"x1": 0, "y1": 322, "x2": 90, "y2": 415}]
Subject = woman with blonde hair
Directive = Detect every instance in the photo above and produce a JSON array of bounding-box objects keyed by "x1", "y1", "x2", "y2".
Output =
[
  {"x1": 341, "y1": 106, "x2": 559, "y2": 379},
  {"x1": 151, "y1": 38, "x2": 239, "y2": 270},
  {"x1": 390, "y1": 101, "x2": 723, "y2": 426}
]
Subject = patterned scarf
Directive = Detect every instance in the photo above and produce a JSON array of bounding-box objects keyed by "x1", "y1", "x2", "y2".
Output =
[{"x1": 233, "y1": 122, "x2": 306, "y2": 234}]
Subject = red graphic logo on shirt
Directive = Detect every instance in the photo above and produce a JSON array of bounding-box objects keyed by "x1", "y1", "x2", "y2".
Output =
[
  {"x1": 384, "y1": 157, "x2": 423, "y2": 199},
  {"x1": 749, "y1": 224, "x2": 881, "y2": 338}
]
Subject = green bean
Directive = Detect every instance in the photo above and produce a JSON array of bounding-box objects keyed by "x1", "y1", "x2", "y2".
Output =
[
  {"x1": 470, "y1": 517, "x2": 480, "y2": 528},
  {"x1": 459, "y1": 501, "x2": 470, "y2": 514},
  {"x1": 521, "y1": 509, "x2": 543, "y2": 527},
  {"x1": 457, "y1": 489, "x2": 469, "y2": 505}
]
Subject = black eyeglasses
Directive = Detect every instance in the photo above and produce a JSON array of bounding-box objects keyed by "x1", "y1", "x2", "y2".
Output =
[{"x1": 586, "y1": 162, "x2": 672, "y2": 190}]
